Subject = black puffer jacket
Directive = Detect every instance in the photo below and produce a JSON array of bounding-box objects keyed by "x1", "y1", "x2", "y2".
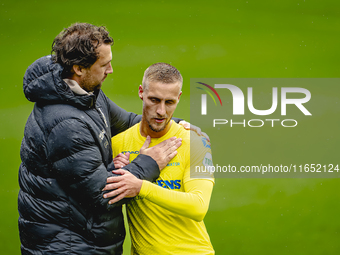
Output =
[{"x1": 18, "y1": 56, "x2": 159, "y2": 254}]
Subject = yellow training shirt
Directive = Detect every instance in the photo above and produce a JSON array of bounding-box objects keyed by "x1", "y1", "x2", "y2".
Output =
[{"x1": 111, "y1": 121, "x2": 215, "y2": 255}]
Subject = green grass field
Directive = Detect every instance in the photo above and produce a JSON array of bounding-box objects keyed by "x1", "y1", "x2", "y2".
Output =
[{"x1": 1, "y1": 0, "x2": 339, "y2": 254}]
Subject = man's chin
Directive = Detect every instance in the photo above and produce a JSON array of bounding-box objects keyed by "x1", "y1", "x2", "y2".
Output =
[
  {"x1": 149, "y1": 123, "x2": 166, "y2": 133},
  {"x1": 151, "y1": 126, "x2": 164, "y2": 133},
  {"x1": 94, "y1": 83, "x2": 102, "y2": 91},
  {"x1": 147, "y1": 117, "x2": 172, "y2": 133}
]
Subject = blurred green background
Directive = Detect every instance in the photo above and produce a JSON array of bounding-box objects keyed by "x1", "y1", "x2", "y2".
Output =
[{"x1": 1, "y1": 0, "x2": 339, "y2": 254}]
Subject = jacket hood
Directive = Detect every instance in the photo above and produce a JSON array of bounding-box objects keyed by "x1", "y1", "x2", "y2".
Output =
[{"x1": 23, "y1": 56, "x2": 95, "y2": 109}]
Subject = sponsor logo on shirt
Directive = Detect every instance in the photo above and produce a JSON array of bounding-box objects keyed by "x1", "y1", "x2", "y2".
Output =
[
  {"x1": 167, "y1": 162, "x2": 180, "y2": 167},
  {"x1": 156, "y1": 180, "x2": 181, "y2": 189},
  {"x1": 201, "y1": 137, "x2": 211, "y2": 149},
  {"x1": 203, "y1": 152, "x2": 213, "y2": 167},
  {"x1": 122, "y1": 151, "x2": 139, "y2": 154}
]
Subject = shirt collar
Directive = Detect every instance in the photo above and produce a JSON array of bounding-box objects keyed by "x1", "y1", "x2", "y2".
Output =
[{"x1": 63, "y1": 78, "x2": 93, "y2": 95}]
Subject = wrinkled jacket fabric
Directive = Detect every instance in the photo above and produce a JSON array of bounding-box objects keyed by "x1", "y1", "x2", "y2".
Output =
[{"x1": 18, "y1": 56, "x2": 159, "y2": 254}]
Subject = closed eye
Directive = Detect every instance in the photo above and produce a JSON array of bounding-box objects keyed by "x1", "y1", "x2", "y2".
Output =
[
  {"x1": 102, "y1": 60, "x2": 112, "y2": 67},
  {"x1": 150, "y1": 98, "x2": 160, "y2": 103}
]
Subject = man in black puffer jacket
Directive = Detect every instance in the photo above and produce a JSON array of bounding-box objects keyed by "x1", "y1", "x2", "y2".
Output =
[{"x1": 18, "y1": 23, "x2": 182, "y2": 254}]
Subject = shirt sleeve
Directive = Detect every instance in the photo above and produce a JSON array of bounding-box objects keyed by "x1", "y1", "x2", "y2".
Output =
[
  {"x1": 137, "y1": 130, "x2": 215, "y2": 221},
  {"x1": 139, "y1": 179, "x2": 214, "y2": 222},
  {"x1": 183, "y1": 131, "x2": 215, "y2": 183}
]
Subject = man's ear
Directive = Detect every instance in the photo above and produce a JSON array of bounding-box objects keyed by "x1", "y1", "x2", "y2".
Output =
[
  {"x1": 72, "y1": 65, "x2": 84, "y2": 76},
  {"x1": 178, "y1": 91, "x2": 182, "y2": 101},
  {"x1": 138, "y1": 85, "x2": 144, "y2": 100}
]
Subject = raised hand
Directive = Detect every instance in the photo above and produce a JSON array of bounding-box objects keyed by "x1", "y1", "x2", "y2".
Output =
[
  {"x1": 139, "y1": 136, "x2": 182, "y2": 170},
  {"x1": 179, "y1": 120, "x2": 210, "y2": 142},
  {"x1": 103, "y1": 169, "x2": 142, "y2": 204},
  {"x1": 113, "y1": 152, "x2": 130, "y2": 169}
]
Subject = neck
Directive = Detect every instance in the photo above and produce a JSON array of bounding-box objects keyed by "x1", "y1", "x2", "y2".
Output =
[
  {"x1": 140, "y1": 119, "x2": 172, "y2": 138},
  {"x1": 68, "y1": 74, "x2": 81, "y2": 86}
]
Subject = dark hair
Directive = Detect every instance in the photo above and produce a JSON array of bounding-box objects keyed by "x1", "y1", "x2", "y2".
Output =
[
  {"x1": 142, "y1": 63, "x2": 183, "y2": 90},
  {"x1": 51, "y1": 23, "x2": 113, "y2": 76}
]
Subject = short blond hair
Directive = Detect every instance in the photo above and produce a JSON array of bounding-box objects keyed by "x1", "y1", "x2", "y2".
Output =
[{"x1": 142, "y1": 63, "x2": 183, "y2": 90}]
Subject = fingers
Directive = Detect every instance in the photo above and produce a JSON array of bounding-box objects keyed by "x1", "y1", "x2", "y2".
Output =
[
  {"x1": 140, "y1": 135, "x2": 151, "y2": 153},
  {"x1": 103, "y1": 172, "x2": 142, "y2": 204},
  {"x1": 114, "y1": 153, "x2": 124, "y2": 159},
  {"x1": 102, "y1": 181, "x2": 124, "y2": 191},
  {"x1": 196, "y1": 127, "x2": 202, "y2": 136},
  {"x1": 113, "y1": 157, "x2": 130, "y2": 169},
  {"x1": 106, "y1": 170, "x2": 127, "y2": 183},
  {"x1": 179, "y1": 120, "x2": 190, "y2": 130},
  {"x1": 112, "y1": 169, "x2": 127, "y2": 175},
  {"x1": 192, "y1": 125, "x2": 202, "y2": 136},
  {"x1": 103, "y1": 175, "x2": 129, "y2": 199},
  {"x1": 174, "y1": 138, "x2": 182, "y2": 149},
  {"x1": 150, "y1": 137, "x2": 181, "y2": 155},
  {"x1": 158, "y1": 139, "x2": 182, "y2": 170},
  {"x1": 106, "y1": 175, "x2": 123, "y2": 184},
  {"x1": 165, "y1": 150, "x2": 178, "y2": 164},
  {"x1": 153, "y1": 137, "x2": 179, "y2": 152},
  {"x1": 201, "y1": 132, "x2": 210, "y2": 142},
  {"x1": 104, "y1": 186, "x2": 128, "y2": 202},
  {"x1": 180, "y1": 121, "x2": 204, "y2": 136},
  {"x1": 103, "y1": 187, "x2": 121, "y2": 198},
  {"x1": 138, "y1": 136, "x2": 182, "y2": 170},
  {"x1": 106, "y1": 169, "x2": 130, "y2": 183},
  {"x1": 108, "y1": 191, "x2": 128, "y2": 204},
  {"x1": 113, "y1": 162, "x2": 125, "y2": 169},
  {"x1": 164, "y1": 137, "x2": 182, "y2": 154},
  {"x1": 113, "y1": 153, "x2": 130, "y2": 168},
  {"x1": 156, "y1": 136, "x2": 177, "y2": 148}
]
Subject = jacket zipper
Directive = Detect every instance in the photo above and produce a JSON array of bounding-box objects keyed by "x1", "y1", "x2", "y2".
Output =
[{"x1": 96, "y1": 107, "x2": 108, "y2": 128}]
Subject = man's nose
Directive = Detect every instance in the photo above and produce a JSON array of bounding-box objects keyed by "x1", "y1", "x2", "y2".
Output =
[
  {"x1": 106, "y1": 62, "x2": 113, "y2": 74},
  {"x1": 156, "y1": 102, "x2": 166, "y2": 116}
]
